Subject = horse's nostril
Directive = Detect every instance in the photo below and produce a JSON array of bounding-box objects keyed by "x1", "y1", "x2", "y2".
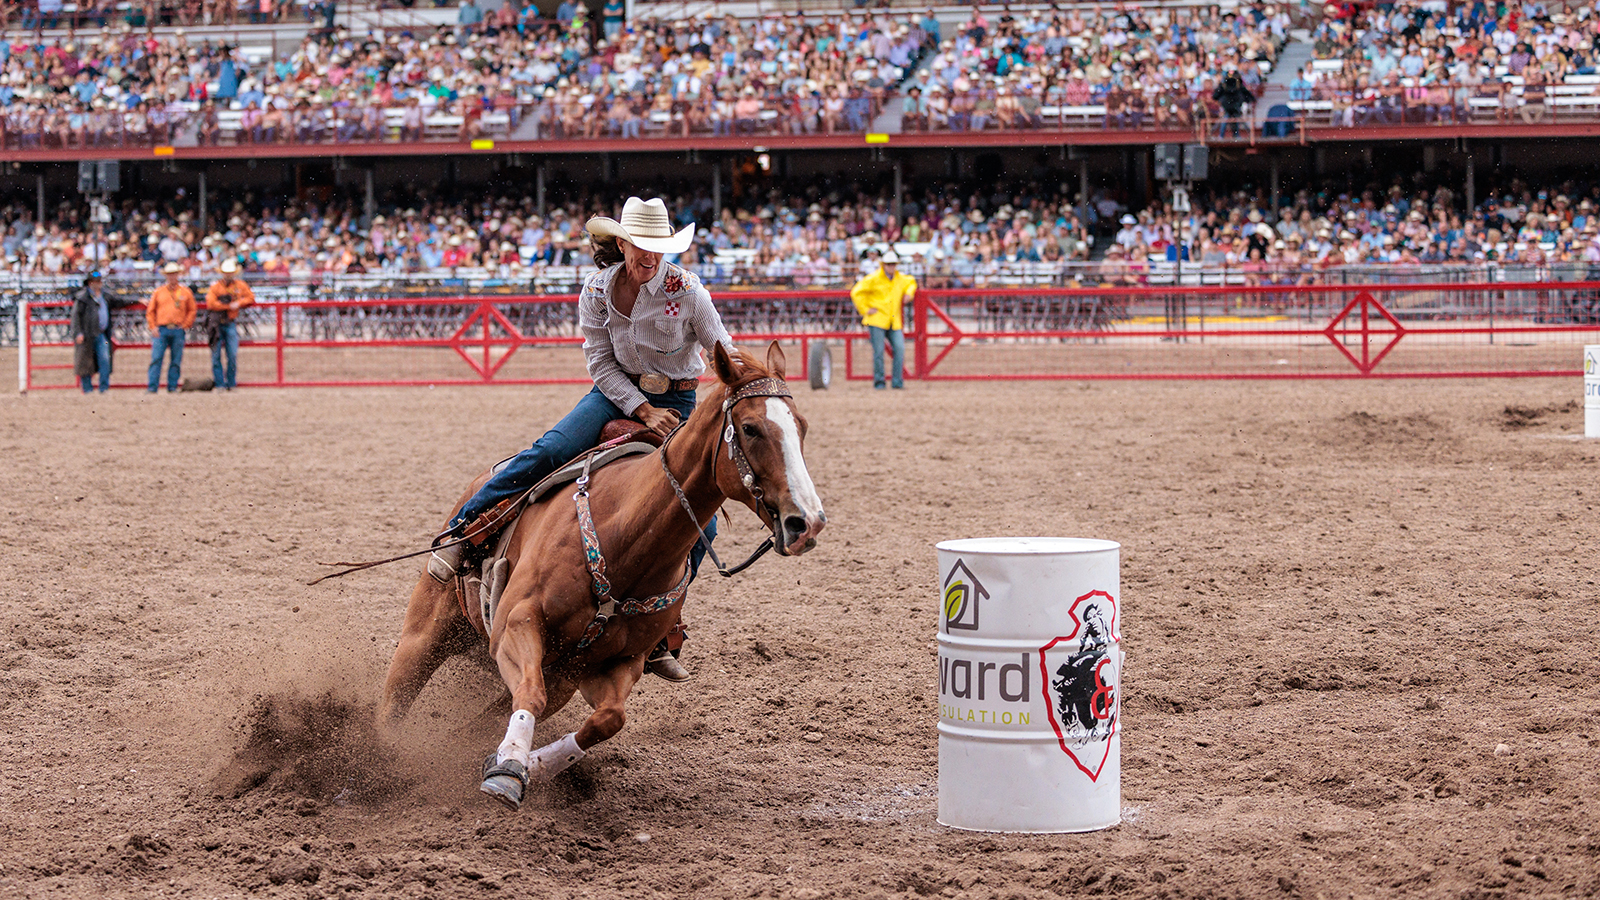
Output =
[{"x1": 784, "y1": 515, "x2": 806, "y2": 536}]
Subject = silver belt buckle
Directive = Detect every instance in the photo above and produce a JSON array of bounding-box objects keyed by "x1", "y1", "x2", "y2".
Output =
[{"x1": 639, "y1": 373, "x2": 670, "y2": 394}]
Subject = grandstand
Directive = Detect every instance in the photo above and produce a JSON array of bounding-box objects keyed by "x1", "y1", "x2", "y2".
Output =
[{"x1": 4, "y1": 0, "x2": 1600, "y2": 315}]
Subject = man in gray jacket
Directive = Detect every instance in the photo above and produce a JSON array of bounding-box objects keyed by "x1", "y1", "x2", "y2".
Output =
[{"x1": 71, "y1": 271, "x2": 127, "y2": 393}]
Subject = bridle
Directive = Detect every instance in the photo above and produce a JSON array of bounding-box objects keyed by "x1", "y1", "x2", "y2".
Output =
[{"x1": 659, "y1": 375, "x2": 794, "y2": 577}]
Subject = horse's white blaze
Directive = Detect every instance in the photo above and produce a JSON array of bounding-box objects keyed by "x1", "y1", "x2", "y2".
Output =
[{"x1": 764, "y1": 398, "x2": 823, "y2": 519}]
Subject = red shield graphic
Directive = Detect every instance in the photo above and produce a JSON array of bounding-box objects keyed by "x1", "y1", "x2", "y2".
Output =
[{"x1": 1038, "y1": 589, "x2": 1119, "y2": 781}]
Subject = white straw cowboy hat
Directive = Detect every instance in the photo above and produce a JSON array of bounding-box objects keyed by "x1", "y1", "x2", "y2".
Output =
[
  {"x1": 219, "y1": 258, "x2": 239, "y2": 274},
  {"x1": 586, "y1": 197, "x2": 695, "y2": 254}
]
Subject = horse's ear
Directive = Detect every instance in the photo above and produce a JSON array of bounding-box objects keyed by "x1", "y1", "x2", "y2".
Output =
[
  {"x1": 712, "y1": 341, "x2": 740, "y2": 385},
  {"x1": 765, "y1": 340, "x2": 787, "y2": 382}
]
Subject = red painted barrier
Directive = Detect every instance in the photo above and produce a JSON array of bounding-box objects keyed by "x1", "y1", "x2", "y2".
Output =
[{"x1": 20, "y1": 283, "x2": 1600, "y2": 391}]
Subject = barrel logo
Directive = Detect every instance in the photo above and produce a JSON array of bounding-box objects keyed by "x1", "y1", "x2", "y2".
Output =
[
  {"x1": 1038, "y1": 590, "x2": 1120, "y2": 781},
  {"x1": 942, "y1": 559, "x2": 987, "y2": 632},
  {"x1": 1587, "y1": 349, "x2": 1597, "y2": 375}
]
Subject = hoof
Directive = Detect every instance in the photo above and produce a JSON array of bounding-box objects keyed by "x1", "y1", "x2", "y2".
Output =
[{"x1": 479, "y1": 753, "x2": 527, "y2": 811}]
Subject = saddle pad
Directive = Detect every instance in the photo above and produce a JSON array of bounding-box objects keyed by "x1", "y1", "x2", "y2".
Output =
[{"x1": 471, "y1": 440, "x2": 658, "y2": 637}]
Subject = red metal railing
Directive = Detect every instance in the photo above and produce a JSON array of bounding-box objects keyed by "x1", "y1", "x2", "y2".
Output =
[{"x1": 19, "y1": 282, "x2": 1600, "y2": 391}]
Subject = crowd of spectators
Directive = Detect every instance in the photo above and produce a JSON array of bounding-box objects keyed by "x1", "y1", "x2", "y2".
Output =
[
  {"x1": 525, "y1": 10, "x2": 933, "y2": 139},
  {"x1": 0, "y1": 19, "x2": 595, "y2": 148},
  {"x1": 14, "y1": 1, "x2": 1600, "y2": 144},
  {"x1": 904, "y1": 2, "x2": 1286, "y2": 132},
  {"x1": 3, "y1": 0, "x2": 326, "y2": 31},
  {"x1": 7, "y1": 174, "x2": 1600, "y2": 286},
  {"x1": 0, "y1": 7, "x2": 939, "y2": 147},
  {"x1": 1098, "y1": 175, "x2": 1600, "y2": 287},
  {"x1": 1298, "y1": 0, "x2": 1600, "y2": 126},
  {"x1": 0, "y1": 177, "x2": 1096, "y2": 280}
]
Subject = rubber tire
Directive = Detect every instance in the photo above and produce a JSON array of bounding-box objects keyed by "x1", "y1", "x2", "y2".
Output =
[{"x1": 807, "y1": 342, "x2": 832, "y2": 390}]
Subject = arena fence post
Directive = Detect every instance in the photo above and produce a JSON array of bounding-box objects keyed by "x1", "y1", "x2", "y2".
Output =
[
  {"x1": 16, "y1": 298, "x2": 27, "y2": 395},
  {"x1": 914, "y1": 292, "x2": 929, "y2": 379},
  {"x1": 275, "y1": 303, "x2": 285, "y2": 387}
]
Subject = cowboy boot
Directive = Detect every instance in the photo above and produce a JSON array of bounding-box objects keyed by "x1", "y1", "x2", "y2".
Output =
[
  {"x1": 645, "y1": 639, "x2": 691, "y2": 682},
  {"x1": 427, "y1": 539, "x2": 466, "y2": 585}
]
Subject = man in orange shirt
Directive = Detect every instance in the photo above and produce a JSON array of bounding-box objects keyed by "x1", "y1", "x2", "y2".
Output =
[
  {"x1": 204, "y1": 258, "x2": 254, "y2": 390},
  {"x1": 146, "y1": 261, "x2": 196, "y2": 393}
]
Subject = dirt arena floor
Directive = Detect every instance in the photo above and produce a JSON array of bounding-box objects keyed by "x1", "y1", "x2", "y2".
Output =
[{"x1": 2, "y1": 359, "x2": 1598, "y2": 899}]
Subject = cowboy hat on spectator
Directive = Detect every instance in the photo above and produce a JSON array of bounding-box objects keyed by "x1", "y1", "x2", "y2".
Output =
[{"x1": 586, "y1": 197, "x2": 695, "y2": 254}]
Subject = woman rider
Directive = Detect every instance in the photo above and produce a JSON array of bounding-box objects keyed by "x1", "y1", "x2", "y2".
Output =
[{"x1": 430, "y1": 196, "x2": 732, "y2": 682}]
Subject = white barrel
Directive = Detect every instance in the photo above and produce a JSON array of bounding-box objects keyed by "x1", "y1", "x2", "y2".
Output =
[
  {"x1": 1586, "y1": 345, "x2": 1599, "y2": 439},
  {"x1": 936, "y1": 537, "x2": 1122, "y2": 833}
]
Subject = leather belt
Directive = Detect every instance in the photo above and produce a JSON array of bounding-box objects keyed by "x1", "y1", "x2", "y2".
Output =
[{"x1": 629, "y1": 373, "x2": 701, "y2": 393}]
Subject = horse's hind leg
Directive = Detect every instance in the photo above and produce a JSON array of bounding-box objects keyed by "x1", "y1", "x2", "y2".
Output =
[
  {"x1": 379, "y1": 573, "x2": 474, "y2": 732},
  {"x1": 523, "y1": 660, "x2": 644, "y2": 784}
]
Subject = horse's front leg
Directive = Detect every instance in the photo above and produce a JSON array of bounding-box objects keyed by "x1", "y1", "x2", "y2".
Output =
[
  {"x1": 479, "y1": 604, "x2": 552, "y2": 810},
  {"x1": 521, "y1": 657, "x2": 646, "y2": 785}
]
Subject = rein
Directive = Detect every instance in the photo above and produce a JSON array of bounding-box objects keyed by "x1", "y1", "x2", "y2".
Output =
[
  {"x1": 658, "y1": 375, "x2": 792, "y2": 578},
  {"x1": 307, "y1": 539, "x2": 463, "y2": 585},
  {"x1": 306, "y1": 506, "x2": 507, "y2": 585}
]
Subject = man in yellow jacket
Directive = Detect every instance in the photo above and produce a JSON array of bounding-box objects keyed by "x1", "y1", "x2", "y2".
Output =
[
  {"x1": 146, "y1": 261, "x2": 197, "y2": 393},
  {"x1": 850, "y1": 250, "x2": 916, "y2": 389}
]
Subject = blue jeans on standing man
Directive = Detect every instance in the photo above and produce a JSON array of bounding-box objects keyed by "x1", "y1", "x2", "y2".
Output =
[
  {"x1": 447, "y1": 384, "x2": 715, "y2": 575},
  {"x1": 80, "y1": 333, "x2": 112, "y2": 393},
  {"x1": 148, "y1": 325, "x2": 186, "y2": 392},
  {"x1": 867, "y1": 325, "x2": 904, "y2": 389},
  {"x1": 211, "y1": 321, "x2": 240, "y2": 390}
]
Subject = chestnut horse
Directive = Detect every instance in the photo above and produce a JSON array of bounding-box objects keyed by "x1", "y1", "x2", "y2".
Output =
[{"x1": 378, "y1": 342, "x2": 826, "y2": 808}]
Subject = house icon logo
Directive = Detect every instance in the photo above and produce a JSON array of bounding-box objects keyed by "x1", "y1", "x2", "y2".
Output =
[{"x1": 942, "y1": 559, "x2": 988, "y2": 632}]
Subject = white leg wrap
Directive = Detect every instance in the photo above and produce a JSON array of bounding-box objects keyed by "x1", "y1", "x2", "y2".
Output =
[
  {"x1": 527, "y1": 732, "x2": 586, "y2": 783},
  {"x1": 496, "y1": 710, "x2": 537, "y2": 768}
]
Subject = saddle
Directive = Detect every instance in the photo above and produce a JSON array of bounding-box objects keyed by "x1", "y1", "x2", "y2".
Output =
[{"x1": 461, "y1": 420, "x2": 662, "y2": 638}]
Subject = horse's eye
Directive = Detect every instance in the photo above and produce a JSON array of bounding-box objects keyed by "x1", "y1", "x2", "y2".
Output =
[{"x1": 741, "y1": 423, "x2": 762, "y2": 440}]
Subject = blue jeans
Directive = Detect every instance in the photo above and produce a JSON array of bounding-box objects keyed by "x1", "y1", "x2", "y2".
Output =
[
  {"x1": 449, "y1": 384, "x2": 715, "y2": 576},
  {"x1": 867, "y1": 325, "x2": 904, "y2": 389},
  {"x1": 211, "y1": 321, "x2": 239, "y2": 389},
  {"x1": 148, "y1": 326, "x2": 185, "y2": 392},
  {"x1": 80, "y1": 334, "x2": 112, "y2": 393}
]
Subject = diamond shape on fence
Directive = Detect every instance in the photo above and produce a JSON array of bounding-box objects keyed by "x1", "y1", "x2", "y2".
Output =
[
  {"x1": 451, "y1": 303, "x2": 524, "y2": 380},
  {"x1": 1323, "y1": 291, "x2": 1405, "y2": 375}
]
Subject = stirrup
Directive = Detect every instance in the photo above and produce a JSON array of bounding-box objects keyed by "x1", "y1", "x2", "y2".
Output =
[{"x1": 645, "y1": 646, "x2": 692, "y2": 683}]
